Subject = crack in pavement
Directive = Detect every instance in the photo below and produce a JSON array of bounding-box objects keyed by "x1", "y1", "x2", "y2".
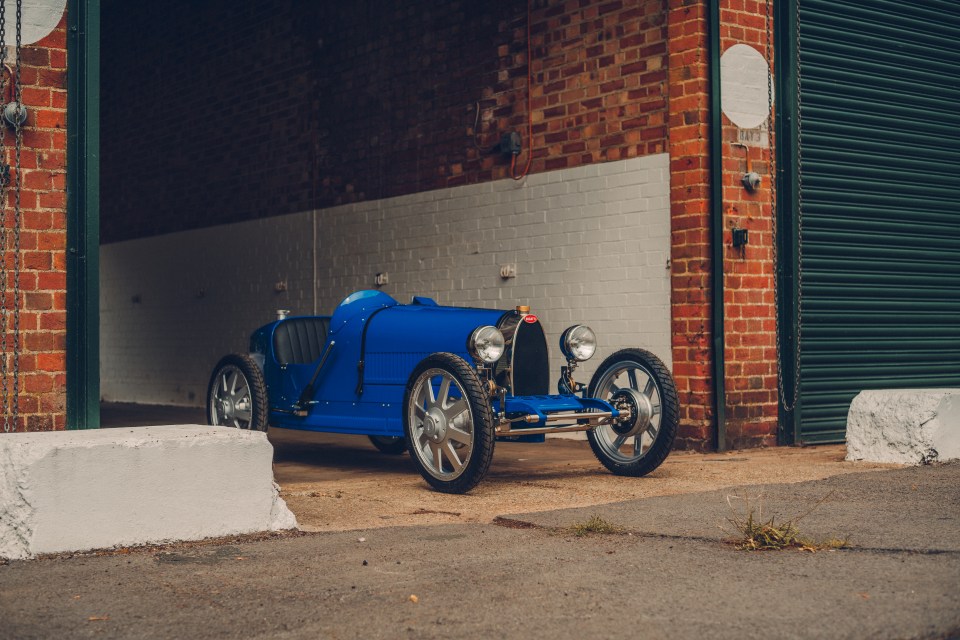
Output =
[{"x1": 491, "y1": 515, "x2": 960, "y2": 557}]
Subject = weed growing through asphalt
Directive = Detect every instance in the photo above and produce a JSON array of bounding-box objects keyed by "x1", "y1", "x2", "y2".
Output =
[
  {"x1": 570, "y1": 515, "x2": 623, "y2": 537},
  {"x1": 725, "y1": 491, "x2": 850, "y2": 552}
]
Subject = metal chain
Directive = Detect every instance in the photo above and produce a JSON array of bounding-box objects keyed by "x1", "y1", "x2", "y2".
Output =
[
  {"x1": 768, "y1": 0, "x2": 804, "y2": 413},
  {"x1": 0, "y1": 0, "x2": 23, "y2": 432},
  {"x1": 0, "y1": 0, "x2": 9, "y2": 432},
  {"x1": 11, "y1": 0, "x2": 21, "y2": 423}
]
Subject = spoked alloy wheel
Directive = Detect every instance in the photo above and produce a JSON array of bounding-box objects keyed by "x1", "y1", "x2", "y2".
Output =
[
  {"x1": 587, "y1": 348, "x2": 678, "y2": 477},
  {"x1": 403, "y1": 353, "x2": 494, "y2": 493},
  {"x1": 207, "y1": 354, "x2": 268, "y2": 431}
]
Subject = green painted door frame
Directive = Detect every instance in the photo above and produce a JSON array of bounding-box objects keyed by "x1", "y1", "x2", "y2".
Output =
[
  {"x1": 774, "y1": 0, "x2": 801, "y2": 445},
  {"x1": 66, "y1": 0, "x2": 100, "y2": 429}
]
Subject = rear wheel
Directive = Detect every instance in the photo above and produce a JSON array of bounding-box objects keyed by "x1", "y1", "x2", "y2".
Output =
[
  {"x1": 207, "y1": 354, "x2": 268, "y2": 431},
  {"x1": 403, "y1": 353, "x2": 495, "y2": 494},
  {"x1": 586, "y1": 348, "x2": 678, "y2": 477},
  {"x1": 368, "y1": 435, "x2": 407, "y2": 455}
]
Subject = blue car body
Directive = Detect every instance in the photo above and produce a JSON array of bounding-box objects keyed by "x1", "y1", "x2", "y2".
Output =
[
  {"x1": 249, "y1": 290, "x2": 618, "y2": 436},
  {"x1": 211, "y1": 288, "x2": 680, "y2": 492}
]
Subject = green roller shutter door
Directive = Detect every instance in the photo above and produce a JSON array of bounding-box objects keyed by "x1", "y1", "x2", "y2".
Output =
[{"x1": 796, "y1": 0, "x2": 960, "y2": 443}]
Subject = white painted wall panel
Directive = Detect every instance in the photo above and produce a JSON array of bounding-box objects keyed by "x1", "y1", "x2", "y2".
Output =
[
  {"x1": 100, "y1": 214, "x2": 315, "y2": 406},
  {"x1": 101, "y1": 154, "x2": 672, "y2": 408}
]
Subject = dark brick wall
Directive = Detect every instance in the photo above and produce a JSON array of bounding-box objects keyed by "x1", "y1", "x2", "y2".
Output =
[
  {"x1": 101, "y1": 0, "x2": 668, "y2": 243},
  {"x1": 101, "y1": 0, "x2": 318, "y2": 243}
]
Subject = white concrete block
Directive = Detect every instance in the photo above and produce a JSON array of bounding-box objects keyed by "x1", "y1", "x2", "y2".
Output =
[
  {"x1": 846, "y1": 389, "x2": 960, "y2": 465},
  {"x1": 0, "y1": 426, "x2": 297, "y2": 560}
]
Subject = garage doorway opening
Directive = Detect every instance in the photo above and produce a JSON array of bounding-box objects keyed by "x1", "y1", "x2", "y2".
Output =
[
  {"x1": 97, "y1": 1, "x2": 676, "y2": 430},
  {"x1": 99, "y1": 1, "x2": 323, "y2": 426}
]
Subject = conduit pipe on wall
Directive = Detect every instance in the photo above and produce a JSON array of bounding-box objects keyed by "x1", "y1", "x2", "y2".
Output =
[{"x1": 708, "y1": 0, "x2": 728, "y2": 451}]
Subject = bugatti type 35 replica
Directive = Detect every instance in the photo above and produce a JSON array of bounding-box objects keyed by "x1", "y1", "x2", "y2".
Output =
[{"x1": 207, "y1": 290, "x2": 679, "y2": 493}]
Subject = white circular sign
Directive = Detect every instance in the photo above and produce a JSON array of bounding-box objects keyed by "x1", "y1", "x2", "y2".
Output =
[
  {"x1": 720, "y1": 43, "x2": 774, "y2": 129},
  {"x1": 0, "y1": 0, "x2": 67, "y2": 46}
]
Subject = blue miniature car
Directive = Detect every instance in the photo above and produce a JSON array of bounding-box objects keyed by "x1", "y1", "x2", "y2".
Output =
[{"x1": 207, "y1": 290, "x2": 679, "y2": 493}]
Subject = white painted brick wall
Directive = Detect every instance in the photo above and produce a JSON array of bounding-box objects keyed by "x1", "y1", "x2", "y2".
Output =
[
  {"x1": 100, "y1": 214, "x2": 315, "y2": 406},
  {"x1": 101, "y1": 154, "x2": 672, "y2": 408}
]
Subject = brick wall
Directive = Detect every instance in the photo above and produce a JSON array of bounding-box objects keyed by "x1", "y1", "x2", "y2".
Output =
[
  {"x1": 3, "y1": 15, "x2": 68, "y2": 431},
  {"x1": 100, "y1": 0, "x2": 318, "y2": 244},
  {"x1": 717, "y1": 0, "x2": 778, "y2": 448},
  {"x1": 0, "y1": 13, "x2": 67, "y2": 431},
  {"x1": 101, "y1": 0, "x2": 668, "y2": 242},
  {"x1": 667, "y1": 0, "x2": 713, "y2": 449},
  {"x1": 100, "y1": 156, "x2": 672, "y2": 409},
  {"x1": 666, "y1": 0, "x2": 778, "y2": 450}
]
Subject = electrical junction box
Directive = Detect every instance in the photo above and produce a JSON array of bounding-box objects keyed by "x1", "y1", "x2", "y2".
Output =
[
  {"x1": 500, "y1": 132, "x2": 522, "y2": 155},
  {"x1": 732, "y1": 228, "x2": 749, "y2": 248}
]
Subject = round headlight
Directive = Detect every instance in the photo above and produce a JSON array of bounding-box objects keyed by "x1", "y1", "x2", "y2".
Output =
[
  {"x1": 560, "y1": 325, "x2": 597, "y2": 361},
  {"x1": 468, "y1": 325, "x2": 505, "y2": 364}
]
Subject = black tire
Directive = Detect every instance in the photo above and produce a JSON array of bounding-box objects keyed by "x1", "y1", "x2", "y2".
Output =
[
  {"x1": 368, "y1": 435, "x2": 407, "y2": 455},
  {"x1": 207, "y1": 354, "x2": 269, "y2": 431},
  {"x1": 402, "y1": 353, "x2": 495, "y2": 494},
  {"x1": 586, "y1": 348, "x2": 679, "y2": 477}
]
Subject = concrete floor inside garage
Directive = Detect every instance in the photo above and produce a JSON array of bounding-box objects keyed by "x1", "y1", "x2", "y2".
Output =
[{"x1": 101, "y1": 403, "x2": 899, "y2": 533}]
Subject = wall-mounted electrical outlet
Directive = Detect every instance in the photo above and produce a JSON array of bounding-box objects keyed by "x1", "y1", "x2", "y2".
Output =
[
  {"x1": 499, "y1": 263, "x2": 517, "y2": 279},
  {"x1": 375, "y1": 272, "x2": 389, "y2": 286}
]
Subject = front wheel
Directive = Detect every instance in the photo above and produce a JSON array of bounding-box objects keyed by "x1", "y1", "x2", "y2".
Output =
[
  {"x1": 207, "y1": 354, "x2": 269, "y2": 431},
  {"x1": 586, "y1": 348, "x2": 678, "y2": 477},
  {"x1": 403, "y1": 353, "x2": 495, "y2": 494}
]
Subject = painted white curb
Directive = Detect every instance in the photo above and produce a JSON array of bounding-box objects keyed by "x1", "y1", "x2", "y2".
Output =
[
  {"x1": 0, "y1": 425, "x2": 297, "y2": 560},
  {"x1": 846, "y1": 389, "x2": 960, "y2": 465}
]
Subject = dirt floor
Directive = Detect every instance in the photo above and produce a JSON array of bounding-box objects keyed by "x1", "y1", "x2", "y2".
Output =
[
  {"x1": 100, "y1": 403, "x2": 902, "y2": 533},
  {"x1": 269, "y1": 429, "x2": 901, "y2": 532}
]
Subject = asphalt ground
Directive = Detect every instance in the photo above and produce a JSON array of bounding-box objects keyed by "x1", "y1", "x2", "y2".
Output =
[{"x1": 2, "y1": 461, "x2": 958, "y2": 640}]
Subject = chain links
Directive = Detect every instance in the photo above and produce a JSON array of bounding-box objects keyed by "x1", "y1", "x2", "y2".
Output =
[
  {"x1": 768, "y1": 0, "x2": 803, "y2": 413},
  {"x1": 0, "y1": 0, "x2": 10, "y2": 432},
  {"x1": 11, "y1": 0, "x2": 21, "y2": 422},
  {"x1": 0, "y1": 0, "x2": 23, "y2": 432}
]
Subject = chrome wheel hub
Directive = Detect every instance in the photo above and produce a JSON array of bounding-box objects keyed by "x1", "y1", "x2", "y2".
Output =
[
  {"x1": 611, "y1": 387, "x2": 653, "y2": 437},
  {"x1": 422, "y1": 407, "x2": 448, "y2": 442}
]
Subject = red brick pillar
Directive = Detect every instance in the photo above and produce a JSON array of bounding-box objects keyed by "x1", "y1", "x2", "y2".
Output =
[
  {"x1": 667, "y1": 0, "x2": 779, "y2": 450},
  {"x1": 6, "y1": 15, "x2": 68, "y2": 431},
  {"x1": 718, "y1": 0, "x2": 778, "y2": 447},
  {"x1": 667, "y1": 0, "x2": 714, "y2": 450}
]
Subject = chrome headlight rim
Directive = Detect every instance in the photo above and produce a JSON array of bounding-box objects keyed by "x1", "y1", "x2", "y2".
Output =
[
  {"x1": 468, "y1": 325, "x2": 506, "y2": 364},
  {"x1": 560, "y1": 324, "x2": 597, "y2": 362}
]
